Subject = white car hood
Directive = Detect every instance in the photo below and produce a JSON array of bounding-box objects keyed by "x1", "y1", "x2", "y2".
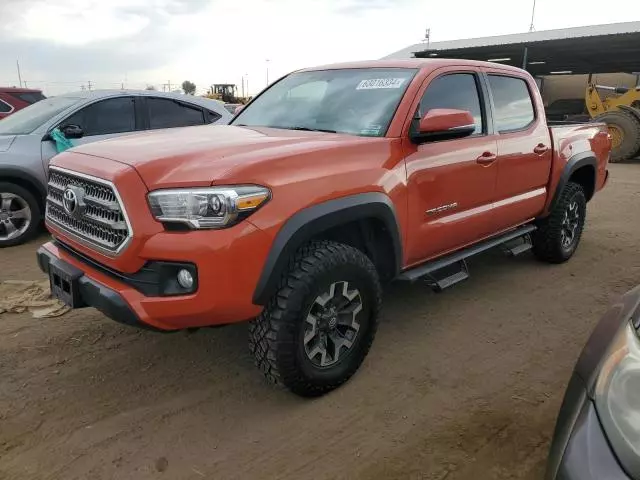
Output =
[{"x1": 0, "y1": 135, "x2": 17, "y2": 152}]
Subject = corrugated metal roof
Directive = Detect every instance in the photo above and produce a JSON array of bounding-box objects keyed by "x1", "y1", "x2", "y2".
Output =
[{"x1": 384, "y1": 21, "x2": 640, "y2": 59}]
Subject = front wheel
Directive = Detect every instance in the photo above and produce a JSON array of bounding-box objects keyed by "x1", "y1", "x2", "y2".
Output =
[
  {"x1": 249, "y1": 240, "x2": 382, "y2": 397},
  {"x1": 532, "y1": 181, "x2": 587, "y2": 263},
  {"x1": 0, "y1": 183, "x2": 41, "y2": 248}
]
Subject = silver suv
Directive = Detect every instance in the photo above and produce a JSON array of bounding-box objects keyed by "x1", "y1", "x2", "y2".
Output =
[{"x1": 0, "y1": 89, "x2": 231, "y2": 247}]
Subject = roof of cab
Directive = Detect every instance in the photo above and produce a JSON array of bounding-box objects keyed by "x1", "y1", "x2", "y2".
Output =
[{"x1": 299, "y1": 58, "x2": 527, "y2": 74}]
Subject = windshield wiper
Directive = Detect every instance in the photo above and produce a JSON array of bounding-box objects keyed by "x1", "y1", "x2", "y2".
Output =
[{"x1": 268, "y1": 125, "x2": 338, "y2": 134}]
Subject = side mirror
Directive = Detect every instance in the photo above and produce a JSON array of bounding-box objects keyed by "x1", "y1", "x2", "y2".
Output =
[
  {"x1": 411, "y1": 109, "x2": 476, "y2": 143},
  {"x1": 61, "y1": 124, "x2": 84, "y2": 139},
  {"x1": 233, "y1": 105, "x2": 245, "y2": 115}
]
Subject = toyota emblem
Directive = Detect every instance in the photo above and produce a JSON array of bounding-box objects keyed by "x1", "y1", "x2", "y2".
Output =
[{"x1": 63, "y1": 188, "x2": 77, "y2": 215}]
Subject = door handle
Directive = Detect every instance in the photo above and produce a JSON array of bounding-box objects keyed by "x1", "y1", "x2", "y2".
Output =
[
  {"x1": 534, "y1": 143, "x2": 549, "y2": 155},
  {"x1": 476, "y1": 152, "x2": 497, "y2": 165}
]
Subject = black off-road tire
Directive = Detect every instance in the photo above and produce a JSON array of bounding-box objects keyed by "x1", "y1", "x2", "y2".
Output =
[
  {"x1": 594, "y1": 110, "x2": 640, "y2": 162},
  {"x1": 0, "y1": 182, "x2": 41, "y2": 248},
  {"x1": 532, "y1": 182, "x2": 586, "y2": 264},
  {"x1": 249, "y1": 240, "x2": 382, "y2": 397}
]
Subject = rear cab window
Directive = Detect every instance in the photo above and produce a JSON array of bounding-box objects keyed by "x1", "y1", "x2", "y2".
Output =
[
  {"x1": 11, "y1": 92, "x2": 46, "y2": 104},
  {"x1": 487, "y1": 75, "x2": 536, "y2": 133}
]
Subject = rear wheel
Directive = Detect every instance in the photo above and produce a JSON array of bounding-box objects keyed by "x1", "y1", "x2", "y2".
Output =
[
  {"x1": 532, "y1": 182, "x2": 586, "y2": 264},
  {"x1": 594, "y1": 110, "x2": 640, "y2": 162},
  {"x1": 249, "y1": 240, "x2": 381, "y2": 397},
  {"x1": 0, "y1": 183, "x2": 41, "y2": 248}
]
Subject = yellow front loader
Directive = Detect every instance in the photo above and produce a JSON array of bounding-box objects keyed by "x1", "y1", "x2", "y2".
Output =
[{"x1": 586, "y1": 83, "x2": 640, "y2": 162}]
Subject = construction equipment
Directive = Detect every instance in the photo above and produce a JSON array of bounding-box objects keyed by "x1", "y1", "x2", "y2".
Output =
[
  {"x1": 586, "y1": 83, "x2": 640, "y2": 162},
  {"x1": 205, "y1": 84, "x2": 249, "y2": 105}
]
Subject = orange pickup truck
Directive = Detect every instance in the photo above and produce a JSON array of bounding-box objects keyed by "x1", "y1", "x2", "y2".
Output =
[{"x1": 37, "y1": 59, "x2": 611, "y2": 396}]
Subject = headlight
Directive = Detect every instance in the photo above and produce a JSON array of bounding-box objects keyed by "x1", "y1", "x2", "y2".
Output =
[
  {"x1": 147, "y1": 186, "x2": 270, "y2": 229},
  {"x1": 595, "y1": 321, "x2": 640, "y2": 477}
]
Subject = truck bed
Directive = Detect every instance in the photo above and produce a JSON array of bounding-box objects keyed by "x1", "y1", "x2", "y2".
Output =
[{"x1": 544, "y1": 121, "x2": 610, "y2": 214}]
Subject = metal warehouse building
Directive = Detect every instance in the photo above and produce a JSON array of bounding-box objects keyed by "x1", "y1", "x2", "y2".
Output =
[{"x1": 383, "y1": 21, "x2": 640, "y2": 104}]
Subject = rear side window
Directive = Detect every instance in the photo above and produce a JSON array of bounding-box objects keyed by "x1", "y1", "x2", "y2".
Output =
[
  {"x1": 419, "y1": 73, "x2": 484, "y2": 134},
  {"x1": 488, "y1": 75, "x2": 535, "y2": 132},
  {"x1": 11, "y1": 92, "x2": 46, "y2": 104},
  {"x1": 148, "y1": 98, "x2": 205, "y2": 129},
  {"x1": 0, "y1": 99, "x2": 13, "y2": 113},
  {"x1": 65, "y1": 97, "x2": 136, "y2": 136},
  {"x1": 206, "y1": 110, "x2": 222, "y2": 123}
]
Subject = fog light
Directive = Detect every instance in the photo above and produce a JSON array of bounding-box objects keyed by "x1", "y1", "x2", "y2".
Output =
[{"x1": 177, "y1": 269, "x2": 194, "y2": 290}]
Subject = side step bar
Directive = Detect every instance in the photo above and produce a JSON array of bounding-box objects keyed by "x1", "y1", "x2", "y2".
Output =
[{"x1": 397, "y1": 225, "x2": 537, "y2": 288}]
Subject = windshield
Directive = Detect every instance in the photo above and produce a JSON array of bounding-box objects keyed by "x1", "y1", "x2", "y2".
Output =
[
  {"x1": 0, "y1": 96, "x2": 81, "y2": 135},
  {"x1": 232, "y1": 68, "x2": 418, "y2": 137}
]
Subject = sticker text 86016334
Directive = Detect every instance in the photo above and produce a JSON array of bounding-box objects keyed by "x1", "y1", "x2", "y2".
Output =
[{"x1": 356, "y1": 78, "x2": 406, "y2": 90}]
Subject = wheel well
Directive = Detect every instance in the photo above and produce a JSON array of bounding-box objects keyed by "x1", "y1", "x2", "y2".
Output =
[
  {"x1": 310, "y1": 218, "x2": 397, "y2": 282},
  {"x1": 1, "y1": 175, "x2": 45, "y2": 213},
  {"x1": 569, "y1": 165, "x2": 596, "y2": 201}
]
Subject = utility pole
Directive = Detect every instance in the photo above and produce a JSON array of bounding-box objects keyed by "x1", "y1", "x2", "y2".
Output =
[
  {"x1": 266, "y1": 59, "x2": 270, "y2": 86},
  {"x1": 16, "y1": 60, "x2": 23, "y2": 88},
  {"x1": 87, "y1": 80, "x2": 93, "y2": 91},
  {"x1": 241, "y1": 75, "x2": 245, "y2": 98},
  {"x1": 168, "y1": 80, "x2": 172, "y2": 91},
  {"x1": 423, "y1": 28, "x2": 431, "y2": 47},
  {"x1": 529, "y1": 0, "x2": 536, "y2": 32}
]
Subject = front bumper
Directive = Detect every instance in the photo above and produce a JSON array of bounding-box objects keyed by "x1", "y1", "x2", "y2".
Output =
[
  {"x1": 37, "y1": 245, "x2": 155, "y2": 330},
  {"x1": 37, "y1": 227, "x2": 269, "y2": 330}
]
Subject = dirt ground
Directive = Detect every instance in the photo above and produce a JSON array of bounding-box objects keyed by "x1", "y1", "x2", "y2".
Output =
[{"x1": 2, "y1": 163, "x2": 640, "y2": 480}]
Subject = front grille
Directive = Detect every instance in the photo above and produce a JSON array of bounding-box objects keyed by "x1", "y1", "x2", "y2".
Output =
[{"x1": 46, "y1": 168, "x2": 131, "y2": 255}]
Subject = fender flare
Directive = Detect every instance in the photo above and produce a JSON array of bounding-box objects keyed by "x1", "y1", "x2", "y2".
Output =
[
  {"x1": 0, "y1": 166, "x2": 47, "y2": 200},
  {"x1": 252, "y1": 192, "x2": 403, "y2": 305},
  {"x1": 547, "y1": 151, "x2": 597, "y2": 213}
]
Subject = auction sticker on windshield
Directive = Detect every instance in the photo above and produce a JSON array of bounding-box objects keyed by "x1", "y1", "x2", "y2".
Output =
[{"x1": 356, "y1": 78, "x2": 406, "y2": 90}]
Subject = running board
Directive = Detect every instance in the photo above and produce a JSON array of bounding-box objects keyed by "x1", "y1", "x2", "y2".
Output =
[
  {"x1": 502, "y1": 233, "x2": 533, "y2": 256},
  {"x1": 397, "y1": 225, "x2": 537, "y2": 284}
]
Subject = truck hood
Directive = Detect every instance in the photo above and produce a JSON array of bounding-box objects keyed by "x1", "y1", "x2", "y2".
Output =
[{"x1": 70, "y1": 125, "x2": 374, "y2": 189}]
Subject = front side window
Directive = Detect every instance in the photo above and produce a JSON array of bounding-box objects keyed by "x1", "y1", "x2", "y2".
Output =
[
  {"x1": 65, "y1": 97, "x2": 136, "y2": 136},
  {"x1": 488, "y1": 75, "x2": 535, "y2": 132},
  {"x1": 232, "y1": 68, "x2": 418, "y2": 137},
  {"x1": 419, "y1": 73, "x2": 484, "y2": 134},
  {"x1": 148, "y1": 98, "x2": 205, "y2": 129},
  {"x1": 0, "y1": 96, "x2": 81, "y2": 135}
]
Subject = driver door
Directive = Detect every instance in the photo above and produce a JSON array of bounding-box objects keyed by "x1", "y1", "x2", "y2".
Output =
[
  {"x1": 41, "y1": 96, "x2": 141, "y2": 169},
  {"x1": 403, "y1": 70, "x2": 499, "y2": 266}
]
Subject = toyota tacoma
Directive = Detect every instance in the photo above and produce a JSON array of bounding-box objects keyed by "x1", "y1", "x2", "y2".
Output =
[{"x1": 37, "y1": 59, "x2": 611, "y2": 396}]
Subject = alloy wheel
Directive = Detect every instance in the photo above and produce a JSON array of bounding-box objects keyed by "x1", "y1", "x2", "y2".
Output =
[
  {"x1": 560, "y1": 200, "x2": 580, "y2": 249},
  {"x1": 0, "y1": 192, "x2": 32, "y2": 241},
  {"x1": 303, "y1": 281, "x2": 363, "y2": 368}
]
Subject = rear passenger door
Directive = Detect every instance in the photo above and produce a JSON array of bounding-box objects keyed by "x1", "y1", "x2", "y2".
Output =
[
  {"x1": 485, "y1": 72, "x2": 553, "y2": 232},
  {"x1": 145, "y1": 97, "x2": 218, "y2": 130}
]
